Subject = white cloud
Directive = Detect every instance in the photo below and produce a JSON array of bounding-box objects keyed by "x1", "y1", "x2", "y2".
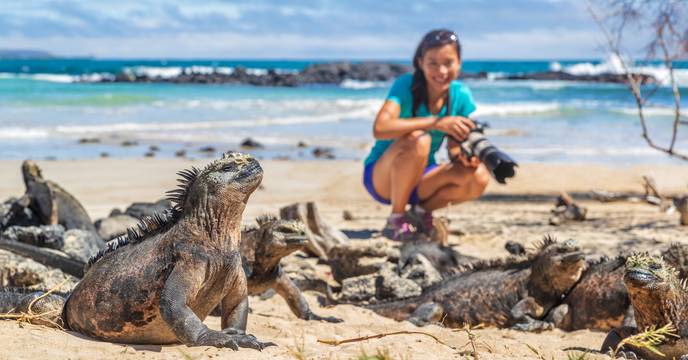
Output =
[
  {"x1": 464, "y1": 28, "x2": 609, "y2": 59},
  {"x1": 0, "y1": 32, "x2": 412, "y2": 59},
  {"x1": 176, "y1": 3, "x2": 242, "y2": 20}
]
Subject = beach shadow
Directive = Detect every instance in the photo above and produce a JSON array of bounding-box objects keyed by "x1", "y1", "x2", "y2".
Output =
[
  {"x1": 479, "y1": 191, "x2": 613, "y2": 203},
  {"x1": 619, "y1": 221, "x2": 677, "y2": 232},
  {"x1": 63, "y1": 330, "x2": 162, "y2": 352},
  {"x1": 342, "y1": 229, "x2": 378, "y2": 239},
  {"x1": 129, "y1": 344, "x2": 163, "y2": 352}
]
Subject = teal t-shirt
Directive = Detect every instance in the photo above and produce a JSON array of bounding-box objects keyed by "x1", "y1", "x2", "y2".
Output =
[{"x1": 364, "y1": 73, "x2": 477, "y2": 166}]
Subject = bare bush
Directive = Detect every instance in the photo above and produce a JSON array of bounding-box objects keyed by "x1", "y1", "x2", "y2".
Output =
[{"x1": 588, "y1": 0, "x2": 687, "y2": 160}]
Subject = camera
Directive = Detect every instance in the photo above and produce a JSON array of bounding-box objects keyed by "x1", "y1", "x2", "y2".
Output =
[{"x1": 450, "y1": 121, "x2": 517, "y2": 184}]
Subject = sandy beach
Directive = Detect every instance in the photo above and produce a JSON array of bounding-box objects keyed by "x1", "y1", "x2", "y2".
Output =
[{"x1": 0, "y1": 158, "x2": 687, "y2": 359}]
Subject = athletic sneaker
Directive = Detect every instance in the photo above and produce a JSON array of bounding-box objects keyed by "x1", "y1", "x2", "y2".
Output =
[
  {"x1": 381, "y1": 214, "x2": 418, "y2": 241},
  {"x1": 407, "y1": 206, "x2": 434, "y2": 235}
]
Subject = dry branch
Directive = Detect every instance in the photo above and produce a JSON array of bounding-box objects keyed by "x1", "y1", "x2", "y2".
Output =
[
  {"x1": 317, "y1": 330, "x2": 453, "y2": 349},
  {"x1": 588, "y1": 1, "x2": 687, "y2": 161}
]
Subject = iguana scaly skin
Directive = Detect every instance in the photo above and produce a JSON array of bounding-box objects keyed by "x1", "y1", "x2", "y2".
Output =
[
  {"x1": 366, "y1": 236, "x2": 585, "y2": 331},
  {"x1": 602, "y1": 253, "x2": 688, "y2": 360},
  {"x1": 549, "y1": 256, "x2": 631, "y2": 331},
  {"x1": 0, "y1": 287, "x2": 66, "y2": 327},
  {"x1": 239, "y1": 215, "x2": 341, "y2": 324},
  {"x1": 663, "y1": 242, "x2": 688, "y2": 280},
  {"x1": 550, "y1": 243, "x2": 688, "y2": 332},
  {"x1": 21, "y1": 160, "x2": 96, "y2": 232},
  {"x1": 63, "y1": 152, "x2": 273, "y2": 350}
]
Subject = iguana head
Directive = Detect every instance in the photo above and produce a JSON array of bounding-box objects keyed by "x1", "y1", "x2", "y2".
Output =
[
  {"x1": 241, "y1": 215, "x2": 308, "y2": 273},
  {"x1": 624, "y1": 253, "x2": 679, "y2": 293},
  {"x1": 167, "y1": 152, "x2": 263, "y2": 214},
  {"x1": 254, "y1": 215, "x2": 308, "y2": 259},
  {"x1": 530, "y1": 236, "x2": 585, "y2": 295},
  {"x1": 623, "y1": 252, "x2": 688, "y2": 332},
  {"x1": 21, "y1": 160, "x2": 44, "y2": 185}
]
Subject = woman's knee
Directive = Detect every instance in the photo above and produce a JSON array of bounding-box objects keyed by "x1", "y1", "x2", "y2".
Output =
[
  {"x1": 474, "y1": 165, "x2": 490, "y2": 191},
  {"x1": 398, "y1": 130, "x2": 431, "y2": 155},
  {"x1": 446, "y1": 164, "x2": 489, "y2": 201},
  {"x1": 467, "y1": 165, "x2": 490, "y2": 199}
]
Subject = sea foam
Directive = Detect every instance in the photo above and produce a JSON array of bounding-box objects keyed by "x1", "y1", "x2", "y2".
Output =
[{"x1": 553, "y1": 55, "x2": 688, "y2": 87}]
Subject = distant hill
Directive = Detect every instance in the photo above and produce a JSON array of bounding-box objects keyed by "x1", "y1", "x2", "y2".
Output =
[{"x1": 0, "y1": 49, "x2": 55, "y2": 59}]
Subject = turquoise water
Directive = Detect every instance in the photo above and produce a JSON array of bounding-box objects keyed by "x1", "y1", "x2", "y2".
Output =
[{"x1": 1, "y1": 58, "x2": 687, "y2": 163}]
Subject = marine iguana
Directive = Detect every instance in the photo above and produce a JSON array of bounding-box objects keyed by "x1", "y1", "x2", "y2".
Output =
[
  {"x1": 601, "y1": 253, "x2": 688, "y2": 360},
  {"x1": 20, "y1": 160, "x2": 96, "y2": 232},
  {"x1": 63, "y1": 152, "x2": 273, "y2": 350},
  {"x1": 238, "y1": 215, "x2": 341, "y2": 324},
  {"x1": 364, "y1": 236, "x2": 585, "y2": 330},
  {"x1": 547, "y1": 243, "x2": 688, "y2": 332},
  {"x1": 1, "y1": 214, "x2": 341, "y2": 330},
  {"x1": 547, "y1": 255, "x2": 631, "y2": 331},
  {"x1": 398, "y1": 241, "x2": 477, "y2": 275}
]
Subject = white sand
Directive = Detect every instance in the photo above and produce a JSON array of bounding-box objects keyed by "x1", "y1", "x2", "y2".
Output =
[{"x1": 1, "y1": 158, "x2": 687, "y2": 359}]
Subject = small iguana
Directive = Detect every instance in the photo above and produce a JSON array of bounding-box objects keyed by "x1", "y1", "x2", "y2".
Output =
[
  {"x1": 63, "y1": 152, "x2": 273, "y2": 350},
  {"x1": 365, "y1": 236, "x2": 585, "y2": 330},
  {"x1": 601, "y1": 253, "x2": 688, "y2": 360},
  {"x1": 238, "y1": 215, "x2": 341, "y2": 324}
]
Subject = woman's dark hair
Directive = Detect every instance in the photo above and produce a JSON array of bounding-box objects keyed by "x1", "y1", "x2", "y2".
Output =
[{"x1": 411, "y1": 29, "x2": 462, "y2": 117}]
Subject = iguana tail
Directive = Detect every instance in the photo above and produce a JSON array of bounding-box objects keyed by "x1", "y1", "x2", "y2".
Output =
[{"x1": 0, "y1": 287, "x2": 67, "y2": 327}]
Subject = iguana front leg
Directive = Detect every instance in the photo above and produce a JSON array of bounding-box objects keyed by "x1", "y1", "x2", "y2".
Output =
[
  {"x1": 544, "y1": 303, "x2": 571, "y2": 330},
  {"x1": 274, "y1": 270, "x2": 342, "y2": 323},
  {"x1": 220, "y1": 255, "x2": 276, "y2": 349},
  {"x1": 509, "y1": 297, "x2": 553, "y2": 332},
  {"x1": 160, "y1": 258, "x2": 270, "y2": 350},
  {"x1": 220, "y1": 257, "x2": 249, "y2": 332}
]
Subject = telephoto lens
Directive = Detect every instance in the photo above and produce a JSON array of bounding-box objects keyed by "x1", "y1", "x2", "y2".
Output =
[{"x1": 453, "y1": 124, "x2": 517, "y2": 184}]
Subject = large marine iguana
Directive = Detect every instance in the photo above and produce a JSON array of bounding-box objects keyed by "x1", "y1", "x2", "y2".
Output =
[
  {"x1": 601, "y1": 253, "x2": 688, "y2": 360},
  {"x1": 63, "y1": 152, "x2": 273, "y2": 350},
  {"x1": 238, "y1": 215, "x2": 341, "y2": 324},
  {"x1": 1, "y1": 215, "x2": 341, "y2": 325},
  {"x1": 1, "y1": 214, "x2": 340, "y2": 330},
  {"x1": 363, "y1": 236, "x2": 585, "y2": 330}
]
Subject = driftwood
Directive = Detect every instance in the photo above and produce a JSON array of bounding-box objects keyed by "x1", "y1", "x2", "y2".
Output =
[
  {"x1": 591, "y1": 175, "x2": 687, "y2": 226},
  {"x1": 675, "y1": 196, "x2": 688, "y2": 226},
  {"x1": 549, "y1": 191, "x2": 587, "y2": 226},
  {"x1": 280, "y1": 202, "x2": 348, "y2": 260}
]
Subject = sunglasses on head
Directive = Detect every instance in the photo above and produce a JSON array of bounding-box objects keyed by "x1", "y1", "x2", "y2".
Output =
[{"x1": 426, "y1": 32, "x2": 458, "y2": 45}]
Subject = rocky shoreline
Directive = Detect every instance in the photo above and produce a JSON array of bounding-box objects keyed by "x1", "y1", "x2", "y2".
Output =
[{"x1": 96, "y1": 62, "x2": 658, "y2": 86}]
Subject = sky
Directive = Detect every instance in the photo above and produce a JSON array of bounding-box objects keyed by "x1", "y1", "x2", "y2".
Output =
[{"x1": 0, "y1": 0, "x2": 650, "y2": 60}]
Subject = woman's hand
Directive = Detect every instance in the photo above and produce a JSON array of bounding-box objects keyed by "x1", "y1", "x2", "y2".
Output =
[
  {"x1": 455, "y1": 152, "x2": 481, "y2": 168},
  {"x1": 447, "y1": 136, "x2": 481, "y2": 168},
  {"x1": 432, "y1": 116, "x2": 476, "y2": 141}
]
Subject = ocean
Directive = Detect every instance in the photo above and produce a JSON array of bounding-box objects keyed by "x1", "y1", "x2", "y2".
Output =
[{"x1": 1, "y1": 57, "x2": 687, "y2": 164}]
